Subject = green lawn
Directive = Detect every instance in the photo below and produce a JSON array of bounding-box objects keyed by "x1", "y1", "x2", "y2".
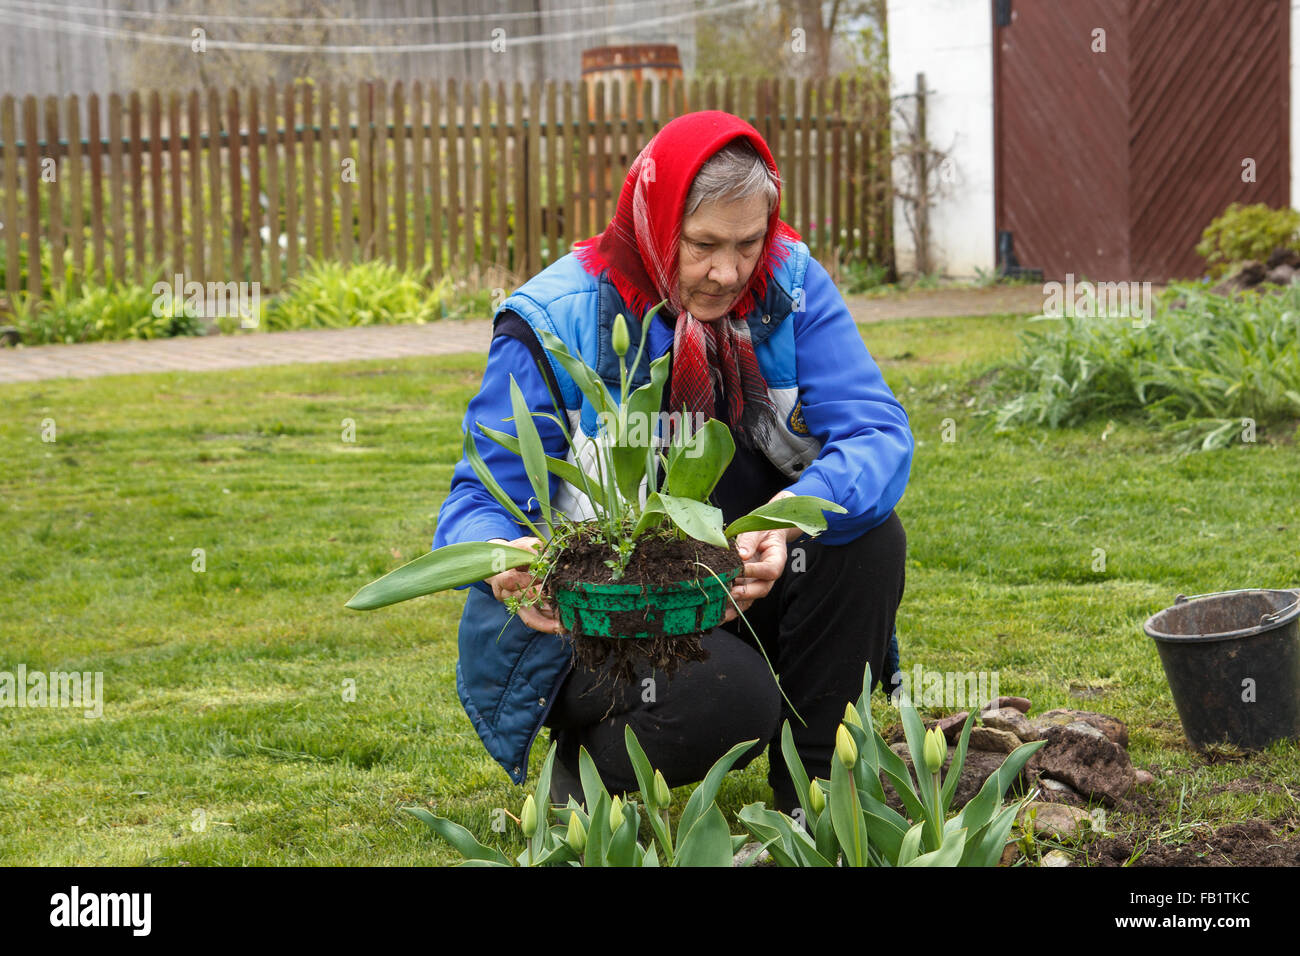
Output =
[{"x1": 2, "y1": 313, "x2": 1298, "y2": 866}]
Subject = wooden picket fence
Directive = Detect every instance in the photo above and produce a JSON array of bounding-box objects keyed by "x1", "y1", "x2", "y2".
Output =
[{"x1": 0, "y1": 75, "x2": 893, "y2": 305}]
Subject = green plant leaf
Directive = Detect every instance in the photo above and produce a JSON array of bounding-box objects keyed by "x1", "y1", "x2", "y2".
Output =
[
  {"x1": 724, "y1": 495, "x2": 847, "y2": 537},
  {"x1": 535, "y1": 328, "x2": 618, "y2": 419},
  {"x1": 828, "y1": 752, "x2": 867, "y2": 866},
  {"x1": 508, "y1": 375, "x2": 553, "y2": 530},
  {"x1": 941, "y1": 710, "x2": 978, "y2": 810},
  {"x1": 577, "y1": 745, "x2": 608, "y2": 814},
  {"x1": 477, "y1": 422, "x2": 588, "y2": 493},
  {"x1": 908, "y1": 827, "x2": 968, "y2": 866},
  {"x1": 345, "y1": 541, "x2": 532, "y2": 609},
  {"x1": 610, "y1": 352, "x2": 671, "y2": 503},
  {"x1": 462, "y1": 427, "x2": 544, "y2": 540},
  {"x1": 675, "y1": 738, "x2": 758, "y2": 854},
  {"x1": 622, "y1": 726, "x2": 674, "y2": 859},
  {"x1": 664, "y1": 418, "x2": 734, "y2": 500},
  {"x1": 673, "y1": 804, "x2": 736, "y2": 867},
  {"x1": 779, "y1": 721, "x2": 814, "y2": 824},
  {"x1": 897, "y1": 821, "x2": 925, "y2": 866},
  {"x1": 605, "y1": 800, "x2": 641, "y2": 867},
  {"x1": 402, "y1": 807, "x2": 511, "y2": 865},
  {"x1": 657, "y1": 492, "x2": 728, "y2": 548}
]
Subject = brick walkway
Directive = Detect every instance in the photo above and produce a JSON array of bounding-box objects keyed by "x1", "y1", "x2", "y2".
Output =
[{"x1": 0, "y1": 286, "x2": 1044, "y2": 385}]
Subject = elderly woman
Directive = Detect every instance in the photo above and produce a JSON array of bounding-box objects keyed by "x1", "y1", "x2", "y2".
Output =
[{"x1": 432, "y1": 111, "x2": 911, "y2": 812}]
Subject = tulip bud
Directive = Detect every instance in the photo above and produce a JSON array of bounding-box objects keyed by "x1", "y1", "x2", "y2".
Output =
[
  {"x1": 808, "y1": 779, "x2": 826, "y2": 815},
  {"x1": 835, "y1": 723, "x2": 858, "y2": 769},
  {"x1": 924, "y1": 726, "x2": 947, "y2": 774},
  {"x1": 843, "y1": 702, "x2": 863, "y2": 728},
  {"x1": 612, "y1": 313, "x2": 630, "y2": 358},
  {"x1": 520, "y1": 794, "x2": 538, "y2": 838},
  {"x1": 566, "y1": 812, "x2": 587, "y2": 852},
  {"x1": 609, "y1": 795, "x2": 624, "y2": 834},
  {"x1": 653, "y1": 770, "x2": 671, "y2": 808}
]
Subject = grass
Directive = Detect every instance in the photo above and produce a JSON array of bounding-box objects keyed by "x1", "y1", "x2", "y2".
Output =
[{"x1": 2, "y1": 311, "x2": 1298, "y2": 866}]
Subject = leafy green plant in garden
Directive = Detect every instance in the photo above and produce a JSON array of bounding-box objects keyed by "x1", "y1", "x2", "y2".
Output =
[
  {"x1": 6, "y1": 281, "x2": 202, "y2": 345},
  {"x1": 986, "y1": 283, "x2": 1300, "y2": 450},
  {"x1": 345, "y1": 300, "x2": 845, "y2": 609},
  {"x1": 734, "y1": 665, "x2": 1045, "y2": 866},
  {"x1": 244, "y1": 258, "x2": 452, "y2": 333},
  {"x1": 1196, "y1": 202, "x2": 1300, "y2": 278},
  {"x1": 405, "y1": 726, "x2": 757, "y2": 867}
]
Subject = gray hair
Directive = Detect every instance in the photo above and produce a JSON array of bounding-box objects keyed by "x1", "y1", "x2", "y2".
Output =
[{"x1": 683, "y1": 140, "x2": 779, "y2": 219}]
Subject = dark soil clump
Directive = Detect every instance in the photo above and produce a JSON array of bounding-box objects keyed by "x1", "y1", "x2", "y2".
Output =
[{"x1": 543, "y1": 525, "x2": 742, "y2": 685}]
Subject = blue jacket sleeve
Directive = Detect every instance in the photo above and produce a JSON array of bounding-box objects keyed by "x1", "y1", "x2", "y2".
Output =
[
  {"x1": 432, "y1": 331, "x2": 569, "y2": 592},
  {"x1": 784, "y1": 256, "x2": 914, "y2": 543}
]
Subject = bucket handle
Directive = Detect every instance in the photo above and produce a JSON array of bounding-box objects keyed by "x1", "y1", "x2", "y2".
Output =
[{"x1": 1174, "y1": 588, "x2": 1300, "y2": 626}]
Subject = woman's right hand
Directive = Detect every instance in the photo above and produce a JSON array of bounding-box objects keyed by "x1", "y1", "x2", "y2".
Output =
[{"x1": 486, "y1": 537, "x2": 566, "y2": 635}]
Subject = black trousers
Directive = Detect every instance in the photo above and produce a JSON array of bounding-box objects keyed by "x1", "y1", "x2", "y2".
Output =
[{"x1": 544, "y1": 510, "x2": 907, "y2": 811}]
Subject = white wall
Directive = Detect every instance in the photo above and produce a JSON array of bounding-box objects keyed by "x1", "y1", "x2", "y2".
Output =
[{"x1": 887, "y1": 0, "x2": 996, "y2": 277}]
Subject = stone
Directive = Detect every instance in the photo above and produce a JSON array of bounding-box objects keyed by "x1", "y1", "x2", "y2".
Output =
[
  {"x1": 1029, "y1": 709, "x2": 1129, "y2": 748},
  {"x1": 980, "y1": 707, "x2": 1035, "y2": 741},
  {"x1": 999, "y1": 843, "x2": 1022, "y2": 866},
  {"x1": 1036, "y1": 776, "x2": 1085, "y2": 807},
  {"x1": 1027, "y1": 721, "x2": 1136, "y2": 807},
  {"x1": 1017, "y1": 802, "x2": 1094, "y2": 841},
  {"x1": 1266, "y1": 265, "x2": 1295, "y2": 286},
  {"x1": 934, "y1": 711, "x2": 970, "y2": 743},
  {"x1": 980, "y1": 695, "x2": 1032, "y2": 715},
  {"x1": 969, "y1": 726, "x2": 1022, "y2": 753},
  {"x1": 1134, "y1": 769, "x2": 1155, "y2": 786},
  {"x1": 1040, "y1": 849, "x2": 1073, "y2": 867}
]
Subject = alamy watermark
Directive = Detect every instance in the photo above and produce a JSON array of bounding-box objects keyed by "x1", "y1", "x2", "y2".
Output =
[
  {"x1": 593, "y1": 410, "x2": 711, "y2": 458},
  {"x1": 1042, "y1": 273, "x2": 1152, "y2": 328},
  {"x1": 889, "y1": 664, "x2": 1000, "y2": 712},
  {"x1": 0, "y1": 665, "x2": 103, "y2": 718},
  {"x1": 152, "y1": 274, "x2": 261, "y2": 329}
]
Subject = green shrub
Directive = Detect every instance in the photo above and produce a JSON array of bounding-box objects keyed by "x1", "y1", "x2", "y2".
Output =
[
  {"x1": 8, "y1": 282, "x2": 202, "y2": 345},
  {"x1": 1195, "y1": 202, "x2": 1300, "y2": 278},
  {"x1": 247, "y1": 258, "x2": 451, "y2": 333},
  {"x1": 986, "y1": 283, "x2": 1300, "y2": 450}
]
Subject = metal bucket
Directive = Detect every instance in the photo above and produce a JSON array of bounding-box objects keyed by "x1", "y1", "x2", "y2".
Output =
[{"x1": 1143, "y1": 588, "x2": 1300, "y2": 750}]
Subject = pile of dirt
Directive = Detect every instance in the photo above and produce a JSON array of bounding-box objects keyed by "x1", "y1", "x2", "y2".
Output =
[
  {"x1": 1089, "y1": 820, "x2": 1300, "y2": 867},
  {"x1": 543, "y1": 526, "x2": 742, "y2": 684}
]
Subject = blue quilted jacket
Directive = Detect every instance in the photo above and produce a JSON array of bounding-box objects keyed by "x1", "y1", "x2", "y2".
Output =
[{"x1": 432, "y1": 239, "x2": 913, "y2": 783}]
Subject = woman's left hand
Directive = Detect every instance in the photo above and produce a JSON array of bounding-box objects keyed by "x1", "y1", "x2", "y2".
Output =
[{"x1": 724, "y1": 491, "x2": 798, "y2": 624}]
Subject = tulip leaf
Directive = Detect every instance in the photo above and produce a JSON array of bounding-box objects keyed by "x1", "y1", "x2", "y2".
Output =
[
  {"x1": 897, "y1": 821, "x2": 925, "y2": 866},
  {"x1": 724, "y1": 495, "x2": 847, "y2": 538},
  {"x1": 477, "y1": 422, "x2": 588, "y2": 494},
  {"x1": 345, "y1": 541, "x2": 533, "y2": 610},
  {"x1": 941, "y1": 710, "x2": 979, "y2": 810},
  {"x1": 956, "y1": 739, "x2": 1045, "y2": 836},
  {"x1": 907, "y1": 827, "x2": 968, "y2": 867},
  {"x1": 657, "y1": 492, "x2": 728, "y2": 549},
  {"x1": 583, "y1": 791, "x2": 611, "y2": 867},
  {"x1": 508, "y1": 375, "x2": 553, "y2": 533},
  {"x1": 623, "y1": 726, "x2": 674, "y2": 859},
  {"x1": 605, "y1": 801, "x2": 640, "y2": 867},
  {"x1": 530, "y1": 745, "x2": 558, "y2": 860},
  {"x1": 880, "y1": 765, "x2": 927, "y2": 824},
  {"x1": 402, "y1": 807, "x2": 512, "y2": 866},
  {"x1": 631, "y1": 491, "x2": 668, "y2": 539},
  {"x1": 576, "y1": 745, "x2": 608, "y2": 816},
  {"x1": 813, "y1": 803, "x2": 839, "y2": 863},
  {"x1": 675, "y1": 738, "x2": 758, "y2": 853},
  {"x1": 611, "y1": 352, "x2": 671, "y2": 503},
  {"x1": 779, "y1": 721, "x2": 815, "y2": 825},
  {"x1": 673, "y1": 804, "x2": 734, "y2": 868},
  {"x1": 828, "y1": 753, "x2": 868, "y2": 867},
  {"x1": 642, "y1": 844, "x2": 660, "y2": 867},
  {"x1": 536, "y1": 328, "x2": 618, "y2": 420},
  {"x1": 462, "y1": 427, "x2": 544, "y2": 540},
  {"x1": 664, "y1": 418, "x2": 734, "y2": 500}
]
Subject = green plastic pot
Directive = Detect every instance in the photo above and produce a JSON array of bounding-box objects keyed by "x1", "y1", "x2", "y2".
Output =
[{"x1": 554, "y1": 567, "x2": 742, "y2": 639}]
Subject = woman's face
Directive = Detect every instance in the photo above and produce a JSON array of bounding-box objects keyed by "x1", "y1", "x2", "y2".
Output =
[{"x1": 677, "y1": 193, "x2": 769, "y2": 322}]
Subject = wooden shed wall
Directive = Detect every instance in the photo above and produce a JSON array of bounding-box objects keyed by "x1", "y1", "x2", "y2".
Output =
[{"x1": 1128, "y1": 0, "x2": 1290, "y2": 280}]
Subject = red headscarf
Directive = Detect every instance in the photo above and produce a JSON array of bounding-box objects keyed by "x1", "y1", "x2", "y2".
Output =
[{"x1": 573, "y1": 110, "x2": 802, "y2": 450}]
